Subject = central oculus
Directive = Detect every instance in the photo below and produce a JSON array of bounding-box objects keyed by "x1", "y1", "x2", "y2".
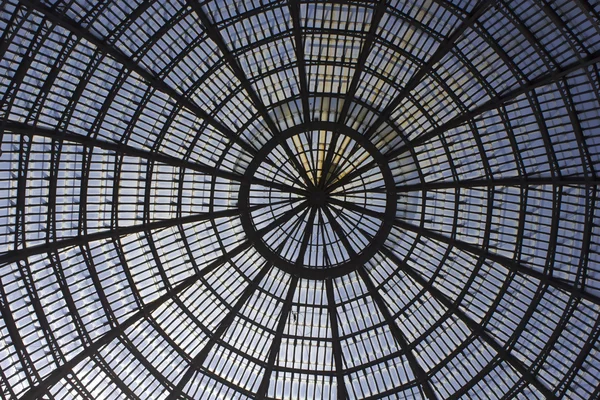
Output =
[{"x1": 238, "y1": 123, "x2": 397, "y2": 279}]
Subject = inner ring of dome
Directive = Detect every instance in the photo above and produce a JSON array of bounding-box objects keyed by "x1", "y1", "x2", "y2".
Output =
[{"x1": 239, "y1": 123, "x2": 397, "y2": 279}]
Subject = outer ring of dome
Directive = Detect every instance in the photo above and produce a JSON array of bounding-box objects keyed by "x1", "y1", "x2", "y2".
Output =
[{"x1": 238, "y1": 121, "x2": 398, "y2": 279}]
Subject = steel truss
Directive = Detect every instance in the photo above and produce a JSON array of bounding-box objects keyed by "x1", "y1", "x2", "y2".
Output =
[{"x1": 1, "y1": 0, "x2": 599, "y2": 399}]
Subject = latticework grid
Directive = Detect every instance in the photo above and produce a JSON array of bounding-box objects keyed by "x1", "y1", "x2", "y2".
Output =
[{"x1": 0, "y1": 0, "x2": 599, "y2": 399}]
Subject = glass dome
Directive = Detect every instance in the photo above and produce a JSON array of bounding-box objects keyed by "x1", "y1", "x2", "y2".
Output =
[{"x1": 0, "y1": 0, "x2": 599, "y2": 399}]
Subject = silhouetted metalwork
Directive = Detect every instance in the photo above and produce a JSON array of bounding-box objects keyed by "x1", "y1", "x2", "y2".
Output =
[{"x1": 1, "y1": 0, "x2": 599, "y2": 399}]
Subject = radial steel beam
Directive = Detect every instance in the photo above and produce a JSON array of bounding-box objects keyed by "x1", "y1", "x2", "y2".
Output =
[
  {"x1": 383, "y1": 50, "x2": 600, "y2": 161},
  {"x1": 18, "y1": 239, "x2": 253, "y2": 400},
  {"x1": 390, "y1": 218, "x2": 600, "y2": 307},
  {"x1": 165, "y1": 262, "x2": 272, "y2": 400},
  {"x1": 393, "y1": 176, "x2": 600, "y2": 193},
  {"x1": 326, "y1": 279, "x2": 349, "y2": 400},
  {"x1": 296, "y1": 207, "x2": 318, "y2": 266},
  {"x1": 363, "y1": 0, "x2": 497, "y2": 140},
  {"x1": 1, "y1": 121, "x2": 242, "y2": 180},
  {"x1": 357, "y1": 267, "x2": 439, "y2": 400},
  {"x1": 326, "y1": 197, "x2": 600, "y2": 306},
  {"x1": 572, "y1": 0, "x2": 600, "y2": 32},
  {"x1": 255, "y1": 275, "x2": 299, "y2": 399},
  {"x1": 163, "y1": 201, "x2": 308, "y2": 398},
  {"x1": 103, "y1": 1, "x2": 155, "y2": 44},
  {"x1": 18, "y1": 200, "x2": 306, "y2": 399},
  {"x1": 18, "y1": 0, "x2": 259, "y2": 158},
  {"x1": 186, "y1": 0, "x2": 314, "y2": 189},
  {"x1": 0, "y1": 4, "x2": 31, "y2": 61},
  {"x1": 340, "y1": 176, "x2": 599, "y2": 196},
  {"x1": 378, "y1": 246, "x2": 558, "y2": 399},
  {"x1": 0, "y1": 121, "x2": 306, "y2": 196},
  {"x1": 321, "y1": 206, "x2": 356, "y2": 257},
  {"x1": 319, "y1": 0, "x2": 388, "y2": 188},
  {"x1": 78, "y1": 244, "x2": 142, "y2": 400},
  {"x1": 0, "y1": 14, "x2": 51, "y2": 124},
  {"x1": 0, "y1": 207, "x2": 247, "y2": 267},
  {"x1": 337, "y1": 0, "x2": 387, "y2": 124},
  {"x1": 289, "y1": 0, "x2": 311, "y2": 124},
  {"x1": 445, "y1": 271, "x2": 554, "y2": 399},
  {"x1": 0, "y1": 275, "x2": 40, "y2": 393},
  {"x1": 536, "y1": 0, "x2": 588, "y2": 57},
  {"x1": 147, "y1": 306, "x2": 258, "y2": 397},
  {"x1": 326, "y1": 50, "x2": 600, "y2": 194},
  {"x1": 184, "y1": 0, "x2": 274, "y2": 129}
]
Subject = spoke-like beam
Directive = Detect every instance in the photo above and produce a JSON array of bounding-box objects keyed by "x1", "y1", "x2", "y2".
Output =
[
  {"x1": 356, "y1": 267, "x2": 438, "y2": 400},
  {"x1": 326, "y1": 197, "x2": 600, "y2": 305},
  {"x1": 254, "y1": 275, "x2": 299, "y2": 399},
  {"x1": 0, "y1": 205, "x2": 264, "y2": 267},
  {"x1": 165, "y1": 201, "x2": 310, "y2": 398},
  {"x1": 2, "y1": 120, "x2": 239, "y2": 180},
  {"x1": 289, "y1": 0, "x2": 311, "y2": 124},
  {"x1": 321, "y1": 206, "x2": 356, "y2": 257},
  {"x1": 326, "y1": 50, "x2": 600, "y2": 194},
  {"x1": 325, "y1": 279, "x2": 349, "y2": 400},
  {"x1": 326, "y1": 198, "x2": 383, "y2": 221},
  {"x1": 378, "y1": 246, "x2": 557, "y2": 399},
  {"x1": 19, "y1": 0, "x2": 259, "y2": 158},
  {"x1": 391, "y1": 218, "x2": 600, "y2": 306},
  {"x1": 165, "y1": 261, "x2": 272, "y2": 400},
  {"x1": 319, "y1": 133, "x2": 340, "y2": 189},
  {"x1": 18, "y1": 200, "x2": 307, "y2": 399},
  {"x1": 385, "y1": 50, "x2": 600, "y2": 160},
  {"x1": 77, "y1": 245, "x2": 144, "y2": 400},
  {"x1": 296, "y1": 207, "x2": 318, "y2": 265},
  {"x1": 184, "y1": 0, "x2": 271, "y2": 128},
  {"x1": 337, "y1": 0, "x2": 387, "y2": 124},
  {"x1": 318, "y1": 0, "x2": 388, "y2": 187},
  {"x1": 186, "y1": 0, "x2": 314, "y2": 189},
  {"x1": 326, "y1": 161, "x2": 380, "y2": 195},
  {"x1": 393, "y1": 176, "x2": 600, "y2": 193},
  {"x1": 363, "y1": 0, "x2": 496, "y2": 140},
  {"x1": 1, "y1": 121, "x2": 306, "y2": 195},
  {"x1": 554, "y1": 310, "x2": 600, "y2": 397},
  {"x1": 18, "y1": 239, "x2": 253, "y2": 400},
  {"x1": 317, "y1": 210, "x2": 333, "y2": 266}
]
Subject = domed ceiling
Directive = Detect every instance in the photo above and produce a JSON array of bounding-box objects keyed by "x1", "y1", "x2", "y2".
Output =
[{"x1": 0, "y1": 0, "x2": 599, "y2": 399}]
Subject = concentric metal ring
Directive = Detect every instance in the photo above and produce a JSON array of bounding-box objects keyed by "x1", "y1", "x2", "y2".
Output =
[{"x1": 239, "y1": 122, "x2": 397, "y2": 279}]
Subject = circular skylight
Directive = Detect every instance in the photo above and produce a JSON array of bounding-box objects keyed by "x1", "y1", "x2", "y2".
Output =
[
  {"x1": 239, "y1": 124, "x2": 396, "y2": 278},
  {"x1": 0, "y1": 0, "x2": 599, "y2": 399}
]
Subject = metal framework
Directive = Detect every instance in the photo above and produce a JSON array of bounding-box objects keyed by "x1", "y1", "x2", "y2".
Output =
[{"x1": 0, "y1": 0, "x2": 599, "y2": 399}]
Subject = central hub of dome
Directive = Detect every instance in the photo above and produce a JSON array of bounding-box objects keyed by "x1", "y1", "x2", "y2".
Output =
[
  {"x1": 238, "y1": 123, "x2": 397, "y2": 279},
  {"x1": 308, "y1": 189, "x2": 327, "y2": 207}
]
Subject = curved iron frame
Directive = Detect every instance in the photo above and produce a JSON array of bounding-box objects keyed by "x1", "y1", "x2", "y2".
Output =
[{"x1": 0, "y1": 0, "x2": 599, "y2": 399}]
